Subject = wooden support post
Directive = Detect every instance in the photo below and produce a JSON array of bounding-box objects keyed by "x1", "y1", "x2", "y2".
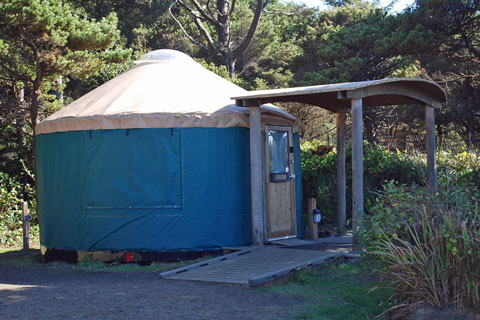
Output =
[
  {"x1": 351, "y1": 99, "x2": 364, "y2": 250},
  {"x1": 336, "y1": 113, "x2": 346, "y2": 236},
  {"x1": 249, "y1": 106, "x2": 264, "y2": 246},
  {"x1": 22, "y1": 201, "x2": 30, "y2": 250},
  {"x1": 307, "y1": 198, "x2": 318, "y2": 239},
  {"x1": 425, "y1": 105, "x2": 437, "y2": 191}
]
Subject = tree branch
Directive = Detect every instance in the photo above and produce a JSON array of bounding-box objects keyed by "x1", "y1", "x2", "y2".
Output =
[
  {"x1": 176, "y1": 0, "x2": 196, "y2": 14},
  {"x1": 231, "y1": 0, "x2": 264, "y2": 58},
  {"x1": 192, "y1": 13, "x2": 216, "y2": 50},
  {"x1": 309, "y1": 126, "x2": 337, "y2": 140},
  {"x1": 205, "y1": 0, "x2": 217, "y2": 22},
  {"x1": 189, "y1": 0, "x2": 222, "y2": 27},
  {"x1": 0, "y1": 63, "x2": 31, "y2": 83},
  {"x1": 20, "y1": 159, "x2": 35, "y2": 181},
  {"x1": 229, "y1": 0, "x2": 236, "y2": 15},
  {"x1": 169, "y1": 0, "x2": 207, "y2": 50}
]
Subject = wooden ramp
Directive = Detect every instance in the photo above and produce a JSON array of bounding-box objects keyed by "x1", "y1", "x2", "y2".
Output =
[{"x1": 160, "y1": 247, "x2": 344, "y2": 286}]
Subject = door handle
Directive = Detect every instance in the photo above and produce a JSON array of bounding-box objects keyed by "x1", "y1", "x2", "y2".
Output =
[{"x1": 289, "y1": 173, "x2": 295, "y2": 180}]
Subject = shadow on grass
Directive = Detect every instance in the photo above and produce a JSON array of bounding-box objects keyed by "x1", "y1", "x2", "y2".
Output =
[
  {"x1": 0, "y1": 247, "x2": 212, "y2": 273},
  {"x1": 266, "y1": 261, "x2": 394, "y2": 320},
  {"x1": 0, "y1": 248, "x2": 42, "y2": 266}
]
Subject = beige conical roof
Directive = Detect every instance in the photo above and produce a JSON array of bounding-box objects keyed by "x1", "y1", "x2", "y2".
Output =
[{"x1": 36, "y1": 49, "x2": 297, "y2": 135}]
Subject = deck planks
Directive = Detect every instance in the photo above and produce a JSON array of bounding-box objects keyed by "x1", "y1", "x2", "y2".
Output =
[{"x1": 160, "y1": 247, "x2": 345, "y2": 286}]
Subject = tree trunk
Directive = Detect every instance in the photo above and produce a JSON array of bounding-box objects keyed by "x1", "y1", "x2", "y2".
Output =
[
  {"x1": 467, "y1": 117, "x2": 473, "y2": 151},
  {"x1": 231, "y1": 0, "x2": 264, "y2": 59},
  {"x1": 14, "y1": 87, "x2": 26, "y2": 158},
  {"x1": 172, "y1": 0, "x2": 265, "y2": 78},
  {"x1": 29, "y1": 76, "x2": 42, "y2": 215},
  {"x1": 364, "y1": 116, "x2": 374, "y2": 144},
  {"x1": 216, "y1": 0, "x2": 230, "y2": 49},
  {"x1": 226, "y1": 57, "x2": 236, "y2": 77},
  {"x1": 30, "y1": 77, "x2": 42, "y2": 177},
  {"x1": 436, "y1": 124, "x2": 443, "y2": 148}
]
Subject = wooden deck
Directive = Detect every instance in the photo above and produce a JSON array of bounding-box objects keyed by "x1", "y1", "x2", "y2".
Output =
[{"x1": 160, "y1": 246, "x2": 348, "y2": 286}]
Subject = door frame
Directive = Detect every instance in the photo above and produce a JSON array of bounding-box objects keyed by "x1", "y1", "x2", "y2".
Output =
[{"x1": 264, "y1": 125, "x2": 296, "y2": 242}]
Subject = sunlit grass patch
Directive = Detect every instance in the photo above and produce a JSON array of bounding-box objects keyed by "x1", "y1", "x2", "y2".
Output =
[{"x1": 268, "y1": 262, "x2": 393, "y2": 320}]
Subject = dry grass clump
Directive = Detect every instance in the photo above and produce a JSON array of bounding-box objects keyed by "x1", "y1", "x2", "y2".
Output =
[{"x1": 368, "y1": 188, "x2": 480, "y2": 319}]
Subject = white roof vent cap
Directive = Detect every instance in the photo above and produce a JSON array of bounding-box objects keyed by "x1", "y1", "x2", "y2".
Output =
[{"x1": 134, "y1": 49, "x2": 194, "y2": 64}]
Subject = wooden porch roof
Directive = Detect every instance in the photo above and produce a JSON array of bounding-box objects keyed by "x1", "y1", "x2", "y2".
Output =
[{"x1": 232, "y1": 78, "x2": 446, "y2": 112}]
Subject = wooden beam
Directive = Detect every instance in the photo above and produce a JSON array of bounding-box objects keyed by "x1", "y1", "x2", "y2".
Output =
[
  {"x1": 261, "y1": 131, "x2": 268, "y2": 242},
  {"x1": 351, "y1": 99, "x2": 364, "y2": 250},
  {"x1": 346, "y1": 83, "x2": 443, "y2": 109},
  {"x1": 336, "y1": 113, "x2": 346, "y2": 236},
  {"x1": 249, "y1": 106, "x2": 264, "y2": 245},
  {"x1": 425, "y1": 105, "x2": 438, "y2": 191},
  {"x1": 232, "y1": 78, "x2": 446, "y2": 108}
]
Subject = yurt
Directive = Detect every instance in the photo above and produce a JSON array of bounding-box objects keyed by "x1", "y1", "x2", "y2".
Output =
[{"x1": 36, "y1": 49, "x2": 302, "y2": 261}]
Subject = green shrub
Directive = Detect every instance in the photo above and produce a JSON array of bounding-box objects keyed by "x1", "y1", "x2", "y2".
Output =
[
  {"x1": 437, "y1": 150, "x2": 480, "y2": 189},
  {"x1": 301, "y1": 140, "x2": 338, "y2": 223},
  {"x1": 362, "y1": 181, "x2": 480, "y2": 246},
  {"x1": 360, "y1": 181, "x2": 423, "y2": 247},
  {"x1": 0, "y1": 172, "x2": 37, "y2": 246},
  {"x1": 364, "y1": 183, "x2": 480, "y2": 318},
  {"x1": 301, "y1": 140, "x2": 424, "y2": 224}
]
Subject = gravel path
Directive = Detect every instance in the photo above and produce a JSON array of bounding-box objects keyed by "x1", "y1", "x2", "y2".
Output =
[{"x1": 0, "y1": 264, "x2": 304, "y2": 320}]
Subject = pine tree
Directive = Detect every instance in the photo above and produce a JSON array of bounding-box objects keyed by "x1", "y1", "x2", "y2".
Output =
[{"x1": 0, "y1": 0, "x2": 130, "y2": 151}]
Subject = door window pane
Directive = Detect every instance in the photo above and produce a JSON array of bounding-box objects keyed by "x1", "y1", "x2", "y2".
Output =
[{"x1": 268, "y1": 130, "x2": 288, "y2": 173}]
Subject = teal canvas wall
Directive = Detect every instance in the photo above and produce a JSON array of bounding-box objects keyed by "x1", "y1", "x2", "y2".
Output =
[{"x1": 37, "y1": 127, "x2": 302, "y2": 252}]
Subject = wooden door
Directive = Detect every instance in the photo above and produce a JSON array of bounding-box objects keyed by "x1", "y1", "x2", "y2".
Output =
[{"x1": 265, "y1": 125, "x2": 296, "y2": 241}]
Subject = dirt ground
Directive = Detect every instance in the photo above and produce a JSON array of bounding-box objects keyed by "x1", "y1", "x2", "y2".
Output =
[{"x1": 0, "y1": 258, "x2": 304, "y2": 320}]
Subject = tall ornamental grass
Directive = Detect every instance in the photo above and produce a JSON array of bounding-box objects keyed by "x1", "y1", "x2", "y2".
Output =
[{"x1": 367, "y1": 187, "x2": 480, "y2": 318}]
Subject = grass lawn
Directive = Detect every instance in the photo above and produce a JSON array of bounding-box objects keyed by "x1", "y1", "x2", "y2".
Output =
[
  {"x1": 1, "y1": 246, "x2": 394, "y2": 319},
  {"x1": 267, "y1": 262, "x2": 394, "y2": 320}
]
